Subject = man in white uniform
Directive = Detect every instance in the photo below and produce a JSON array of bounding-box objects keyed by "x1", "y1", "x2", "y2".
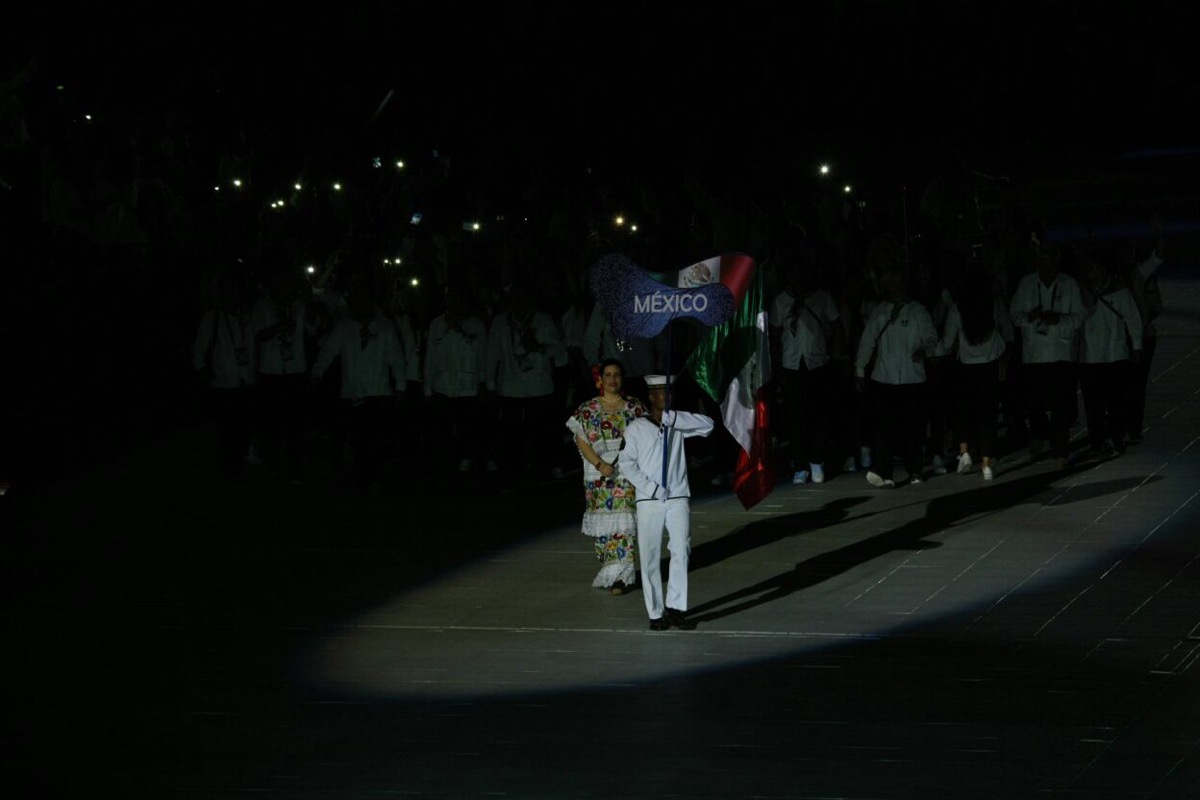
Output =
[{"x1": 619, "y1": 375, "x2": 713, "y2": 631}]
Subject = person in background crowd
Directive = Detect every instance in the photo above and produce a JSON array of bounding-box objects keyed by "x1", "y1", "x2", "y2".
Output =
[
  {"x1": 310, "y1": 272, "x2": 407, "y2": 491},
  {"x1": 855, "y1": 264, "x2": 938, "y2": 488},
  {"x1": 192, "y1": 267, "x2": 257, "y2": 479},
  {"x1": 424, "y1": 285, "x2": 487, "y2": 474},
  {"x1": 485, "y1": 281, "x2": 567, "y2": 479},
  {"x1": 251, "y1": 251, "x2": 311, "y2": 483},
  {"x1": 935, "y1": 258, "x2": 1013, "y2": 481},
  {"x1": 1009, "y1": 239, "x2": 1084, "y2": 470},
  {"x1": 565, "y1": 358, "x2": 646, "y2": 595},
  {"x1": 1123, "y1": 219, "x2": 1166, "y2": 444},
  {"x1": 769, "y1": 241, "x2": 845, "y2": 485},
  {"x1": 1078, "y1": 250, "x2": 1143, "y2": 457}
]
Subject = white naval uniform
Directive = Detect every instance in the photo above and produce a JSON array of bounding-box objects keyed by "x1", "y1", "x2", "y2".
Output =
[{"x1": 620, "y1": 410, "x2": 714, "y2": 620}]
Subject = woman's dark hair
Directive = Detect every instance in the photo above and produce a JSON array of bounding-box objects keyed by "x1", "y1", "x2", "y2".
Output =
[
  {"x1": 599, "y1": 357, "x2": 625, "y2": 376},
  {"x1": 956, "y1": 264, "x2": 996, "y2": 347}
]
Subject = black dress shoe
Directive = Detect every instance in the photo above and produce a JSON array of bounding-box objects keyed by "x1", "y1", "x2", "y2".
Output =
[
  {"x1": 648, "y1": 617, "x2": 670, "y2": 631},
  {"x1": 664, "y1": 608, "x2": 695, "y2": 630}
]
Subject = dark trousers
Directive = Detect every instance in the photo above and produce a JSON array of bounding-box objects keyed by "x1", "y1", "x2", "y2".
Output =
[
  {"x1": 871, "y1": 381, "x2": 926, "y2": 480},
  {"x1": 830, "y1": 367, "x2": 862, "y2": 466},
  {"x1": 430, "y1": 393, "x2": 483, "y2": 470},
  {"x1": 782, "y1": 363, "x2": 833, "y2": 469},
  {"x1": 1023, "y1": 361, "x2": 1077, "y2": 459},
  {"x1": 954, "y1": 360, "x2": 1000, "y2": 459},
  {"x1": 1000, "y1": 338, "x2": 1029, "y2": 450},
  {"x1": 257, "y1": 373, "x2": 307, "y2": 480},
  {"x1": 496, "y1": 394, "x2": 560, "y2": 473},
  {"x1": 211, "y1": 386, "x2": 254, "y2": 477},
  {"x1": 1079, "y1": 361, "x2": 1133, "y2": 450},
  {"x1": 347, "y1": 396, "x2": 391, "y2": 487},
  {"x1": 1130, "y1": 335, "x2": 1157, "y2": 437},
  {"x1": 924, "y1": 357, "x2": 954, "y2": 460}
]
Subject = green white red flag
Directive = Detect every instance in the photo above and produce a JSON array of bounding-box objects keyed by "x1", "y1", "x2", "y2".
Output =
[{"x1": 683, "y1": 255, "x2": 775, "y2": 510}]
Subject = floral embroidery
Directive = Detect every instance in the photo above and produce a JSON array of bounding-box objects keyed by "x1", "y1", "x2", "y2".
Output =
[
  {"x1": 595, "y1": 532, "x2": 635, "y2": 565},
  {"x1": 574, "y1": 396, "x2": 646, "y2": 521}
]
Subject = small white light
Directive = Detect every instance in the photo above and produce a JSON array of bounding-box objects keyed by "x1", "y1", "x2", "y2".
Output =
[
  {"x1": 472, "y1": 221, "x2": 480, "y2": 231},
  {"x1": 293, "y1": 182, "x2": 302, "y2": 191},
  {"x1": 332, "y1": 182, "x2": 342, "y2": 191},
  {"x1": 395, "y1": 160, "x2": 405, "y2": 169},
  {"x1": 214, "y1": 186, "x2": 220, "y2": 192},
  {"x1": 614, "y1": 215, "x2": 625, "y2": 226},
  {"x1": 372, "y1": 156, "x2": 382, "y2": 168},
  {"x1": 383, "y1": 258, "x2": 391, "y2": 265},
  {"x1": 84, "y1": 114, "x2": 92, "y2": 121},
  {"x1": 395, "y1": 256, "x2": 403, "y2": 264},
  {"x1": 844, "y1": 185, "x2": 852, "y2": 194},
  {"x1": 819, "y1": 164, "x2": 830, "y2": 175},
  {"x1": 306, "y1": 265, "x2": 316, "y2": 274},
  {"x1": 409, "y1": 277, "x2": 419, "y2": 287},
  {"x1": 631, "y1": 224, "x2": 638, "y2": 232},
  {"x1": 232, "y1": 178, "x2": 242, "y2": 188}
]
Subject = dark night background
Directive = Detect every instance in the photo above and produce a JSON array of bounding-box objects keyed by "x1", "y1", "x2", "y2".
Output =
[
  {"x1": 3, "y1": 5, "x2": 1200, "y2": 797},
  {"x1": 2, "y1": 0, "x2": 1196, "y2": 488}
]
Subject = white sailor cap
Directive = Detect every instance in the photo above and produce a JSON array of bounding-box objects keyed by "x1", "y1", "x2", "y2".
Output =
[{"x1": 644, "y1": 374, "x2": 676, "y2": 388}]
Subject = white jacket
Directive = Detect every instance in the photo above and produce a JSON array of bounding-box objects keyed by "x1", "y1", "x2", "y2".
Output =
[
  {"x1": 251, "y1": 296, "x2": 308, "y2": 376},
  {"x1": 1081, "y1": 286, "x2": 1143, "y2": 364},
  {"x1": 312, "y1": 314, "x2": 407, "y2": 401},
  {"x1": 1010, "y1": 272, "x2": 1084, "y2": 364},
  {"x1": 486, "y1": 310, "x2": 566, "y2": 398},
  {"x1": 192, "y1": 309, "x2": 257, "y2": 388},
  {"x1": 855, "y1": 300, "x2": 938, "y2": 384},
  {"x1": 424, "y1": 314, "x2": 487, "y2": 397},
  {"x1": 770, "y1": 288, "x2": 840, "y2": 370},
  {"x1": 620, "y1": 410, "x2": 714, "y2": 501}
]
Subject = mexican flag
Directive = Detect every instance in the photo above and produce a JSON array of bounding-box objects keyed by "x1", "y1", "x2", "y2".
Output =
[{"x1": 683, "y1": 254, "x2": 775, "y2": 510}]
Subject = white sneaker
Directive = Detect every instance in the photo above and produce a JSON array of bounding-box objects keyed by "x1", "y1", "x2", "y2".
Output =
[
  {"x1": 810, "y1": 463, "x2": 825, "y2": 484},
  {"x1": 957, "y1": 452, "x2": 973, "y2": 474},
  {"x1": 865, "y1": 470, "x2": 894, "y2": 488},
  {"x1": 910, "y1": 475, "x2": 923, "y2": 485},
  {"x1": 792, "y1": 470, "x2": 810, "y2": 485},
  {"x1": 842, "y1": 456, "x2": 857, "y2": 473},
  {"x1": 860, "y1": 446, "x2": 872, "y2": 469},
  {"x1": 982, "y1": 465, "x2": 995, "y2": 481},
  {"x1": 931, "y1": 454, "x2": 948, "y2": 475}
]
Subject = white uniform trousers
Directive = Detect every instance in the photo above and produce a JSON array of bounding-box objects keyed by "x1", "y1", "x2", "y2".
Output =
[{"x1": 636, "y1": 497, "x2": 691, "y2": 619}]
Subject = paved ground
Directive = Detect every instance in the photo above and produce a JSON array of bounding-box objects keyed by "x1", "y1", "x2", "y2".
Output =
[{"x1": 6, "y1": 273, "x2": 1200, "y2": 798}]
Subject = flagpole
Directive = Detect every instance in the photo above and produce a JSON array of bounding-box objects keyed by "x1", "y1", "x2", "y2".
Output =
[{"x1": 662, "y1": 316, "x2": 673, "y2": 496}]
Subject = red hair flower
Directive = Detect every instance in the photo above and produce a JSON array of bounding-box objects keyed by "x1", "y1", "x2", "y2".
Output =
[{"x1": 591, "y1": 363, "x2": 603, "y2": 390}]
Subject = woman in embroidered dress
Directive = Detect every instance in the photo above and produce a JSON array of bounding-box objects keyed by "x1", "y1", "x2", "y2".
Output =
[{"x1": 566, "y1": 358, "x2": 646, "y2": 595}]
